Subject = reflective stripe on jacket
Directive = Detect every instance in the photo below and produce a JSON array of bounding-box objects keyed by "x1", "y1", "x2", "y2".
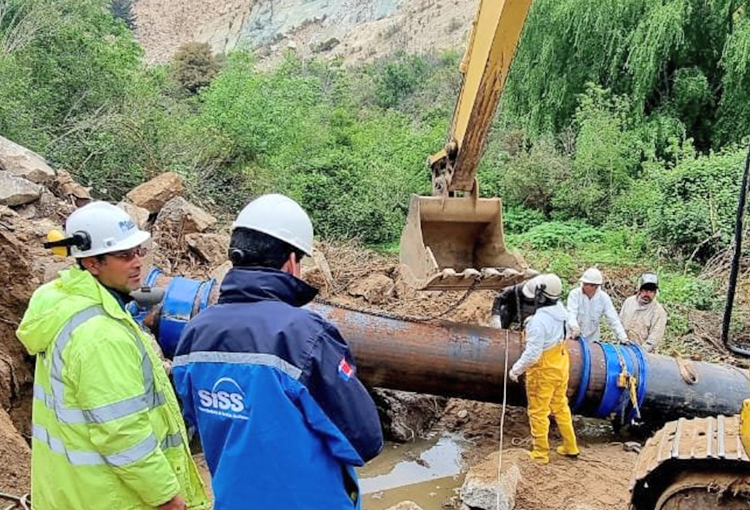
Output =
[
  {"x1": 16, "y1": 267, "x2": 209, "y2": 510},
  {"x1": 173, "y1": 268, "x2": 384, "y2": 510}
]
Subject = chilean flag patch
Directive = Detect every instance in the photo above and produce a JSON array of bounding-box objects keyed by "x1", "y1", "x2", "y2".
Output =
[{"x1": 338, "y1": 358, "x2": 355, "y2": 381}]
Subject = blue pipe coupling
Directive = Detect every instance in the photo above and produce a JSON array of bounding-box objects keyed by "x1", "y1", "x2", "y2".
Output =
[{"x1": 129, "y1": 268, "x2": 216, "y2": 358}]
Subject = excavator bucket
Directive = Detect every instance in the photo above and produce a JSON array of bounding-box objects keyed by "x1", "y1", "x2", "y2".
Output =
[{"x1": 399, "y1": 194, "x2": 536, "y2": 291}]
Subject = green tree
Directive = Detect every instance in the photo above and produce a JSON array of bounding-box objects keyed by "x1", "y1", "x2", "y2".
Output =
[{"x1": 503, "y1": 0, "x2": 750, "y2": 152}]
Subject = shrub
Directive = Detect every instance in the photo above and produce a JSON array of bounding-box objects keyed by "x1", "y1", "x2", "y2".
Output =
[
  {"x1": 648, "y1": 146, "x2": 746, "y2": 259},
  {"x1": 172, "y1": 42, "x2": 218, "y2": 93}
]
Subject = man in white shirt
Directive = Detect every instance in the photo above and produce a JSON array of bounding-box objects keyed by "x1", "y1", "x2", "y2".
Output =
[{"x1": 567, "y1": 267, "x2": 628, "y2": 343}]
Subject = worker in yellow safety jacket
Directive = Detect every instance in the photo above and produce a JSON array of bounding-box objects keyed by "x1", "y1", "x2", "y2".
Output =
[
  {"x1": 16, "y1": 201, "x2": 209, "y2": 510},
  {"x1": 508, "y1": 273, "x2": 580, "y2": 464}
]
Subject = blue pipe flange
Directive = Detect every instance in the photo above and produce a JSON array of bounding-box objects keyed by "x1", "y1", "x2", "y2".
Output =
[
  {"x1": 572, "y1": 335, "x2": 591, "y2": 412},
  {"x1": 595, "y1": 342, "x2": 637, "y2": 418},
  {"x1": 628, "y1": 343, "x2": 648, "y2": 422},
  {"x1": 158, "y1": 276, "x2": 202, "y2": 358},
  {"x1": 196, "y1": 278, "x2": 216, "y2": 314},
  {"x1": 144, "y1": 267, "x2": 163, "y2": 287}
]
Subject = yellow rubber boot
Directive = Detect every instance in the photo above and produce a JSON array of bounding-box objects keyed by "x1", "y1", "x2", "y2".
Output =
[
  {"x1": 555, "y1": 445, "x2": 579, "y2": 458},
  {"x1": 528, "y1": 450, "x2": 550, "y2": 464}
]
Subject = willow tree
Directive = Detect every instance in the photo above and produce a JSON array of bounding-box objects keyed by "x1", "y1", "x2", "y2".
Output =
[{"x1": 503, "y1": 0, "x2": 750, "y2": 150}]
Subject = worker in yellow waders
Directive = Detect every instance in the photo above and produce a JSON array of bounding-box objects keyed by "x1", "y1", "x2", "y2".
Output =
[{"x1": 508, "y1": 273, "x2": 580, "y2": 464}]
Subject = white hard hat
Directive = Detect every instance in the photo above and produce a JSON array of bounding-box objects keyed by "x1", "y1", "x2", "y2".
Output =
[
  {"x1": 66, "y1": 201, "x2": 150, "y2": 258},
  {"x1": 233, "y1": 194, "x2": 313, "y2": 256},
  {"x1": 522, "y1": 274, "x2": 562, "y2": 300},
  {"x1": 638, "y1": 272, "x2": 659, "y2": 289},
  {"x1": 581, "y1": 267, "x2": 604, "y2": 285}
]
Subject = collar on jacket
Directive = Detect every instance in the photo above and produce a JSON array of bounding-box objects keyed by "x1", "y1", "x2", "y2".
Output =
[
  {"x1": 16, "y1": 266, "x2": 134, "y2": 355},
  {"x1": 218, "y1": 267, "x2": 318, "y2": 308}
]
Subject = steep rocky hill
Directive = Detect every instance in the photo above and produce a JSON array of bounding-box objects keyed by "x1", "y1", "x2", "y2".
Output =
[{"x1": 134, "y1": 0, "x2": 476, "y2": 65}]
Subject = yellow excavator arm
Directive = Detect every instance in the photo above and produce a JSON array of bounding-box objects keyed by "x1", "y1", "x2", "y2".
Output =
[{"x1": 400, "y1": 0, "x2": 537, "y2": 291}]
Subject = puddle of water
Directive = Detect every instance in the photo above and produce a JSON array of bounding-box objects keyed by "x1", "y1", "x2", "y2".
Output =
[
  {"x1": 361, "y1": 475, "x2": 464, "y2": 510},
  {"x1": 357, "y1": 433, "x2": 467, "y2": 510}
]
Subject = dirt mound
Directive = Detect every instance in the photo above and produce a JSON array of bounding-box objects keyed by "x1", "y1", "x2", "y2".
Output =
[
  {"x1": 0, "y1": 196, "x2": 77, "y2": 499},
  {"x1": 307, "y1": 240, "x2": 496, "y2": 326},
  {"x1": 507, "y1": 444, "x2": 635, "y2": 510},
  {"x1": 0, "y1": 205, "x2": 74, "y2": 433},
  {"x1": 0, "y1": 407, "x2": 30, "y2": 496}
]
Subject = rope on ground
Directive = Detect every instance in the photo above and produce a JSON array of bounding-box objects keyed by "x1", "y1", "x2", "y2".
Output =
[
  {"x1": 511, "y1": 436, "x2": 532, "y2": 447},
  {"x1": 497, "y1": 329, "x2": 510, "y2": 510},
  {"x1": 0, "y1": 492, "x2": 29, "y2": 510}
]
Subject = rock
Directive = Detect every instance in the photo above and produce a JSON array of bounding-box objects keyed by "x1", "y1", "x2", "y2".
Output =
[
  {"x1": 117, "y1": 201, "x2": 151, "y2": 230},
  {"x1": 209, "y1": 260, "x2": 233, "y2": 284},
  {"x1": 52, "y1": 170, "x2": 92, "y2": 206},
  {"x1": 301, "y1": 244, "x2": 334, "y2": 294},
  {"x1": 35, "y1": 189, "x2": 75, "y2": 221},
  {"x1": 42, "y1": 259, "x2": 73, "y2": 283},
  {"x1": 384, "y1": 502, "x2": 425, "y2": 510},
  {"x1": 153, "y1": 196, "x2": 217, "y2": 237},
  {"x1": 125, "y1": 172, "x2": 184, "y2": 213},
  {"x1": 457, "y1": 409, "x2": 469, "y2": 420},
  {"x1": 0, "y1": 135, "x2": 55, "y2": 184},
  {"x1": 0, "y1": 205, "x2": 18, "y2": 218},
  {"x1": 186, "y1": 233, "x2": 229, "y2": 265},
  {"x1": 460, "y1": 451, "x2": 520, "y2": 510},
  {"x1": 15, "y1": 203, "x2": 37, "y2": 219},
  {"x1": 623, "y1": 441, "x2": 642, "y2": 453},
  {"x1": 0, "y1": 407, "x2": 30, "y2": 496},
  {"x1": 0, "y1": 171, "x2": 42, "y2": 206},
  {"x1": 348, "y1": 273, "x2": 395, "y2": 304},
  {"x1": 372, "y1": 389, "x2": 447, "y2": 442}
]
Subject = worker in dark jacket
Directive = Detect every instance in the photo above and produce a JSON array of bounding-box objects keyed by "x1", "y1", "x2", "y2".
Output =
[{"x1": 172, "y1": 193, "x2": 383, "y2": 510}]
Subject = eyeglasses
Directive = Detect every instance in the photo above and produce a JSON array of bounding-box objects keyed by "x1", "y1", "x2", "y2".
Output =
[{"x1": 108, "y1": 246, "x2": 148, "y2": 261}]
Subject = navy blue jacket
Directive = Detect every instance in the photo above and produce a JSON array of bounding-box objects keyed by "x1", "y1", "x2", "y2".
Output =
[{"x1": 172, "y1": 268, "x2": 383, "y2": 510}]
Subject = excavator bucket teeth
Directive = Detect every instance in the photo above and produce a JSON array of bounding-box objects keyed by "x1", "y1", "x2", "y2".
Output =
[{"x1": 399, "y1": 194, "x2": 537, "y2": 291}]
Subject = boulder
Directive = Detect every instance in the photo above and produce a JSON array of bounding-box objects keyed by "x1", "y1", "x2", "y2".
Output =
[
  {"x1": 0, "y1": 172, "x2": 42, "y2": 206},
  {"x1": 153, "y1": 196, "x2": 217, "y2": 237},
  {"x1": 384, "y1": 503, "x2": 425, "y2": 510},
  {"x1": 125, "y1": 172, "x2": 183, "y2": 213},
  {"x1": 209, "y1": 260, "x2": 233, "y2": 283},
  {"x1": 348, "y1": 273, "x2": 395, "y2": 304},
  {"x1": 117, "y1": 201, "x2": 151, "y2": 230},
  {"x1": 460, "y1": 451, "x2": 520, "y2": 510},
  {"x1": 373, "y1": 389, "x2": 447, "y2": 442},
  {"x1": 53, "y1": 170, "x2": 92, "y2": 206},
  {"x1": 186, "y1": 233, "x2": 229, "y2": 265},
  {"x1": 0, "y1": 135, "x2": 55, "y2": 184}
]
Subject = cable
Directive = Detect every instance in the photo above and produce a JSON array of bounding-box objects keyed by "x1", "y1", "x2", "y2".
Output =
[
  {"x1": 497, "y1": 329, "x2": 511, "y2": 510},
  {"x1": 722, "y1": 136, "x2": 750, "y2": 357}
]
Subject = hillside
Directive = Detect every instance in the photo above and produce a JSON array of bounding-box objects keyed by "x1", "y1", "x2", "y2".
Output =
[{"x1": 134, "y1": 0, "x2": 476, "y2": 65}]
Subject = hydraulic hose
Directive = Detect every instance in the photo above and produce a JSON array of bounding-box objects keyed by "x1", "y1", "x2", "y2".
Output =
[{"x1": 721, "y1": 136, "x2": 750, "y2": 357}]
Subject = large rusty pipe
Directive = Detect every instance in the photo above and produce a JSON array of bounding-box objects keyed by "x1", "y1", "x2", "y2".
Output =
[
  {"x1": 310, "y1": 303, "x2": 750, "y2": 426},
  {"x1": 132, "y1": 271, "x2": 750, "y2": 429}
]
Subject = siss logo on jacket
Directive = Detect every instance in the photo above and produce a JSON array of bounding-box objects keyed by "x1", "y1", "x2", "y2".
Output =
[{"x1": 197, "y1": 377, "x2": 248, "y2": 420}]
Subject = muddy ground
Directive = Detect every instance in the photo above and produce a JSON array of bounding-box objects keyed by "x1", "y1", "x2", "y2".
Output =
[{"x1": 0, "y1": 194, "x2": 748, "y2": 508}]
